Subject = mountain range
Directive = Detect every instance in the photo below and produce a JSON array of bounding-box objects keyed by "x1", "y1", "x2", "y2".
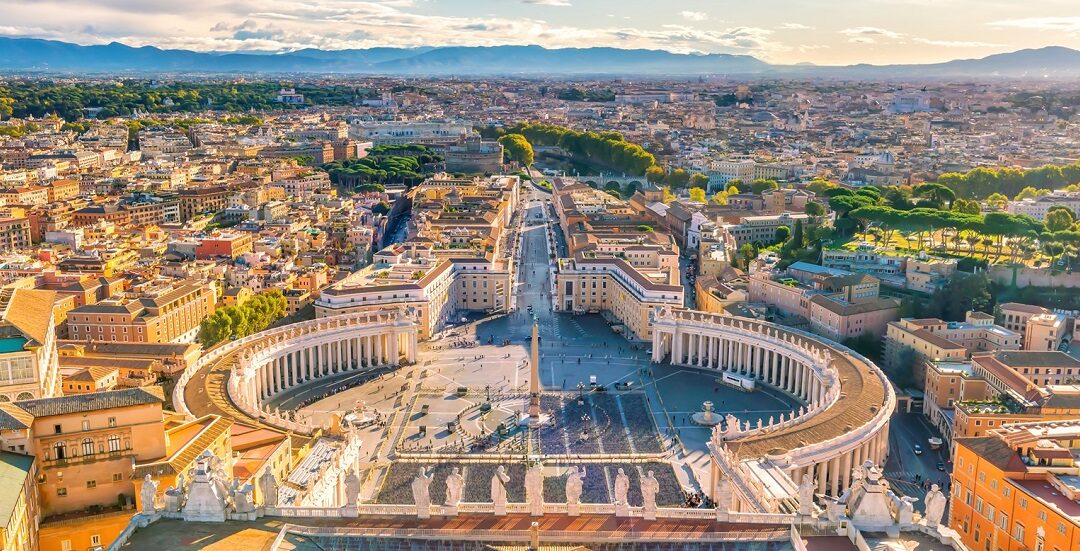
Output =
[{"x1": 1, "y1": 37, "x2": 1079, "y2": 78}]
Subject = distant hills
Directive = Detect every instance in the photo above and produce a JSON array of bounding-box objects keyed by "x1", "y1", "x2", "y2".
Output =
[{"x1": 0, "y1": 37, "x2": 1078, "y2": 78}]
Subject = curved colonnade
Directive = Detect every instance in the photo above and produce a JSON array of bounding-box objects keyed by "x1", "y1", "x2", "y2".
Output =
[
  {"x1": 651, "y1": 308, "x2": 895, "y2": 504},
  {"x1": 175, "y1": 311, "x2": 418, "y2": 435}
]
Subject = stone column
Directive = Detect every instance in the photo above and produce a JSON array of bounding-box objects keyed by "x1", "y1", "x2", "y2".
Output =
[
  {"x1": 375, "y1": 334, "x2": 383, "y2": 365},
  {"x1": 829, "y1": 456, "x2": 840, "y2": 497},
  {"x1": 389, "y1": 332, "x2": 400, "y2": 366},
  {"x1": 817, "y1": 458, "x2": 828, "y2": 496}
]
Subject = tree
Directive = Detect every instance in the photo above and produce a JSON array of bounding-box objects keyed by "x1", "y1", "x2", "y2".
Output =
[
  {"x1": 666, "y1": 168, "x2": 691, "y2": 188},
  {"x1": 711, "y1": 191, "x2": 729, "y2": 205},
  {"x1": 689, "y1": 187, "x2": 706, "y2": 203},
  {"x1": 689, "y1": 173, "x2": 710, "y2": 189},
  {"x1": 661, "y1": 186, "x2": 675, "y2": 204},
  {"x1": 637, "y1": 224, "x2": 654, "y2": 232},
  {"x1": 806, "y1": 179, "x2": 836, "y2": 195},
  {"x1": 914, "y1": 183, "x2": 956, "y2": 209},
  {"x1": 951, "y1": 198, "x2": 981, "y2": 215},
  {"x1": 1045, "y1": 208, "x2": 1076, "y2": 232},
  {"x1": 986, "y1": 193, "x2": 1009, "y2": 210},
  {"x1": 726, "y1": 180, "x2": 743, "y2": 193},
  {"x1": 933, "y1": 272, "x2": 992, "y2": 321},
  {"x1": 750, "y1": 178, "x2": 780, "y2": 194},
  {"x1": 646, "y1": 166, "x2": 666, "y2": 184},
  {"x1": 1014, "y1": 186, "x2": 1048, "y2": 201},
  {"x1": 498, "y1": 133, "x2": 534, "y2": 166},
  {"x1": 792, "y1": 219, "x2": 805, "y2": 248},
  {"x1": 0, "y1": 97, "x2": 13, "y2": 119},
  {"x1": 804, "y1": 201, "x2": 826, "y2": 217},
  {"x1": 774, "y1": 225, "x2": 791, "y2": 244},
  {"x1": 371, "y1": 201, "x2": 391, "y2": 215}
]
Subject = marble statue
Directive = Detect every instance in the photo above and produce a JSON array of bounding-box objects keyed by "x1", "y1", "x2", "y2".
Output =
[
  {"x1": 445, "y1": 467, "x2": 464, "y2": 510},
  {"x1": 641, "y1": 470, "x2": 660, "y2": 520},
  {"x1": 525, "y1": 463, "x2": 544, "y2": 516},
  {"x1": 412, "y1": 466, "x2": 433, "y2": 519},
  {"x1": 234, "y1": 484, "x2": 256, "y2": 514},
  {"x1": 491, "y1": 465, "x2": 511, "y2": 516},
  {"x1": 898, "y1": 495, "x2": 917, "y2": 525},
  {"x1": 344, "y1": 468, "x2": 361, "y2": 509},
  {"x1": 258, "y1": 469, "x2": 279, "y2": 508},
  {"x1": 797, "y1": 476, "x2": 817, "y2": 516},
  {"x1": 614, "y1": 468, "x2": 630, "y2": 516},
  {"x1": 565, "y1": 466, "x2": 585, "y2": 505},
  {"x1": 140, "y1": 474, "x2": 159, "y2": 514},
  {"x1": 181, "y1": 456, "x2": 228, "y2": 522},
  {"x1": 924, "y1": 484, "x2": 947, "y2": 528}
]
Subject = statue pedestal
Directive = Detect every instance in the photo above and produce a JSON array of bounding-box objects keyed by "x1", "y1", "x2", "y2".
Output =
[
  {"x1": 615, "y1": 503, "x2": 630, "y2": 517},
  {"x1": 342, "y1": 505, "x2": 358, "y2": 518},
  {"x1": 417, "y1": 505, "x2": 430, "y2": 520},
  {"x1": 445, "y1": 505, "x2": 458, "y2": 517},
  {"x1": 567, "y1": 503, "x2": 580, "y2": 517},
  {"x1": 494, "y1": 502, "x2": 506, "y2": 516}
]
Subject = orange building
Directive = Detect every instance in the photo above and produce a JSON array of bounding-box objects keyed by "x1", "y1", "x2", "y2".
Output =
[
  {"x1": 67, "y1": 279, "x2": 216, "y2": 344},
  {"x1": 951, "y1": 421, "x2": 1080, "y2": 551},
  {"x1": 0, "y1": 387, "x2": 167, "y2": 551}
]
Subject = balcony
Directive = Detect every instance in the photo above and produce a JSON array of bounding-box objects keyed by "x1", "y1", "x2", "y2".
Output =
[{"x1": 43, "y1": 449, "x2": 132, "y2": 468}]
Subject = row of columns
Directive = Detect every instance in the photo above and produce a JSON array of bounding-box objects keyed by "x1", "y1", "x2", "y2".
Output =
[
  {"x1": 663, "y1": 329, "x2": 826, "y2": 405},
  {"x1": 254, "y1": 331, "x2": 415, "y2": 402},
  {"x1": 790, "y1": 424, "x2": 890, "y2": 498}
]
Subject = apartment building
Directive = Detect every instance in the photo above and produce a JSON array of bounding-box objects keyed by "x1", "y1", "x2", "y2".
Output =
[
  {"x1": 721, "y1": 212, "x2": 815, "y2": 248},
  {"x1": 67, "y1": 279, "x2": 216, "y2": 344},
  {"x1": 884, "y1": 312, "x2": 1021, "y2": 382},
  {"x1": 1023, "y1": 313, "x2": 1069, "y2": 352},
  {"x1": 0, "y1": 218, "x2": 31, "y2": 252},
  {"x1": 0, "y1": 387, "x2": 166, "y2": 551},
  {"x1": 554, "y1": 255, "x2": 684, "y2": 342},
  {"x1": 748, "y1": 262, "x2": 899, "y2": 340},
  {"x1": 0, "y1": 288, "x2": 60, "y2": 402},
  {"x1": 998, "y1": 303, "x2": 1053, "y2": 341},
  {"x1": 316, "y1": 254, "x2": 509, "y2": 340},
  {"x1": 194, "y1": 232, "x2": 254, "y2": 260},
  {"x1": 0, "y1": 452, "x2": 38, "y2": 551},
  {"x1": 824, "y1": 247, "x2": 958, "y2": 295},
  {"x1": 951, "y1": 421, "x2": 1080, "y2": 551}
]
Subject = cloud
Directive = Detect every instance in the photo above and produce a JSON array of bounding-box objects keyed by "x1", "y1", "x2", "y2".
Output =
[
  {"x1": 0, "y1": 0, "x2": 790, "y2": 58},
  {"x1": 679, "y1": 11, "x2": 708, "y2": 22},
  {"x1": 912, "y1": 38, "x2": 1003, "y2": 48},
  {"x1": 521, "y1": 0, "x2": 572, "y2": 6},
  {"x1": 987, "y1": 16, "x2": 1080, "y2": 33},
  {"x1": 838, "y1": 26, "x2": 904, "y2": 44},
  {"x1": 779, "y1": 23, "x2": 812, "y2": 30}
]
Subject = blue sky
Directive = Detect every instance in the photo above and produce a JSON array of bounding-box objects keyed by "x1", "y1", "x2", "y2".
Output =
[{"x1": 0, "y1": 0, "x2": 1078, "y2": 64}]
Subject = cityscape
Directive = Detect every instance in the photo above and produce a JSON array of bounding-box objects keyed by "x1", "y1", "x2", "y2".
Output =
[{"x1": 0, "y1": 2, "x2": 1079, "y2": 551}]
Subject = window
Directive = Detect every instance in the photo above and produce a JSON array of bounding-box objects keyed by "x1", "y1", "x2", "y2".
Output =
[
  {"x1": 999, "y1": 513, "x2": 1008, "y2": 530},
  {"x1": 82, "y1": 420, "x2": 90, "y2": 431},
  {"x1": 113, "y1": 473, "x2": 123, "y2": 482},
  {"x1": 1038, "y1": 511, "x2": 1048, "y2": 522},
  {"x1": 54, "y1": 442, "x2": 66, "y2": 460},
  {"x1": 90, "y1": 535, "x2": 101, "y2": 546},
  {"x1": 108, "y1": 435, "x2": 120, "y2": 452},
  {"x1": 1015, "y1": 522, "x2": 1025, "y2": 541},
  {"x1": 61, "y1": 541, "x2": 71, "y2": 551},
  {"x1": 1019, "y1": 497, "x2": 1028, "y2": 509},
  {"x1": 86, "y1": 480, "x2": 96, "y2": 489},
  {"x1": 54, "y1": 424, "x2": 62, "y2": 434},
  {"x1": 57, "y1": 487, "x2": 67, "y2": 497},
  {"x1": 82, "y1": 438, "x2": 93, "y2": 456}
]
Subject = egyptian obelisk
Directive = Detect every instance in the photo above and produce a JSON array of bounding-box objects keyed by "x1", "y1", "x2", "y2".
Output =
[{"x1": 528, "y1": 318, "x2": 541, "y2": 423}]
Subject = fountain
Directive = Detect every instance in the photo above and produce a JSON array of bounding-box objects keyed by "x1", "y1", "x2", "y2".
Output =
[{"x1": 691, "y1": 400, "x2": 722, "y2": 426}]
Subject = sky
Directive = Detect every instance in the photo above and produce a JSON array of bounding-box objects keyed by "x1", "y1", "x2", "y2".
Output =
[{"x1": 0, "y1": 0, "x2": 1079, "y2": 65}]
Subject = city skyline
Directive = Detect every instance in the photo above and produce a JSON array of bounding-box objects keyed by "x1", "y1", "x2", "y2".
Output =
[{"x1": 0, "y1": 0, "x2": 1079, "y2": 65}]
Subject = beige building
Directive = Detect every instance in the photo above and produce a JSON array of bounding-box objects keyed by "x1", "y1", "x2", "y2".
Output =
[
  {"x1": 997, "y1": 302, "x2": 1052, "y2": 343},
  {"x1": 747, "y1": 262, "x2": 898, "y2": 341},
  {"x1": 554, "y1": 255, "x2": 683, "y2": 342},
  {"x1": 316, "y1": 254, "x2": 509, "y2": 340},
  {"x1": 1023, "y1": 313, "x2": 1068, "y2": 352},
  {"x1": 0, "y1": 452, "x2": 38, "y2": 551},
  {"x1": 0, "y1": 288, "x2": 61, "y2": 402},
  {"x1": 67, "y1": 279, "x2": 216, "y2": 344},
  {"x1": 884, "y1": 312, "x2": 1021, "y2": 385}
]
